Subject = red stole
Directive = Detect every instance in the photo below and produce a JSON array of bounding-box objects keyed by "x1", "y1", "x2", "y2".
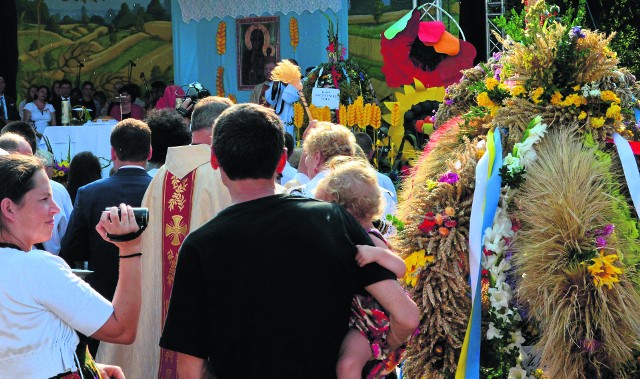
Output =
[{"x1": 158, "y1": 171, "x2": 196, "y2": 378}]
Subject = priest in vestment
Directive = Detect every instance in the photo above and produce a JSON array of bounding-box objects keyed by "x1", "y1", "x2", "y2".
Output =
[{"x1": 96, "y1": 143, "x2": 232, "y2": 378}]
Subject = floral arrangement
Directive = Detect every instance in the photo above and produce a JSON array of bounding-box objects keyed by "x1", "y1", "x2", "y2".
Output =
[
  {"x1": 52, "y1": 160, "x2": 70, "y2": 183},
  {"x1": 216, "y1": 22, "x2": 226, "y2": 55},
  {"x1": 393, "y1": 1, "x2": 640, "y2": 378}
]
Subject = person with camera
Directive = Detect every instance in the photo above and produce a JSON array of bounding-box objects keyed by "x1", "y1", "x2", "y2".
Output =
[
  {"x1": 109, "y1": 84, "x2": 145, "y2": 121},
  {"x1": 60, "y1": 119, "x2": 153, "y2": 355},
  {"x1": 0, "y1": 153, "x2": 145, "y2": 378}
]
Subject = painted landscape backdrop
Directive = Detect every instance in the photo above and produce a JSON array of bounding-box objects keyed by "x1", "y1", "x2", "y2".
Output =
[{"x1": 16, "y1": 0, "x2": 173, "y2": 101}]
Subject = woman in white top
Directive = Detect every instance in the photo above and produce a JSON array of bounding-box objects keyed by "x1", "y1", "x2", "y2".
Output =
[
  {"x1": 0, "y1": 154, "x2": 143, "y2": 378},
  {"x1": 23, "y1": 85, "x2": 55, "y2": 136},
  {"x1": 18, "y1": 85, "x2": 37, "y2": 120}
]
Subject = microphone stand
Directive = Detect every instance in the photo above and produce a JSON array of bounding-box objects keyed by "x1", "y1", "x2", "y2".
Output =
[
  {"x1": 127, "y1": 60, "x2": 135, "y2": 84},
  {"x1": 75, "y1": 59, "x2": 84, "y2": 89}
]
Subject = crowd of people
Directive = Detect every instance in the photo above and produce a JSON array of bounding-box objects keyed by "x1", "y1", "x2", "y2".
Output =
[{"x1": 0, "y1": 62, "x2": 414, "y2": 379}]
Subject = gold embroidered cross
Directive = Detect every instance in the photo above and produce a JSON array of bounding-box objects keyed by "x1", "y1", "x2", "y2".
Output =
[{"x1": 165, "y1": 215, "x2": 187, "y2": 246}]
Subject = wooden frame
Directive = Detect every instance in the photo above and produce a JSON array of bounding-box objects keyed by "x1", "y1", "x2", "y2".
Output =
[{"x1": 236, "y1": 16, "x2": 279, "y2": 90}]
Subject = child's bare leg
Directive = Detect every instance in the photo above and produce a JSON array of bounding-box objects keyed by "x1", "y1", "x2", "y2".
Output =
[{"x1": 337, "y1": 329, "x2": 374, "y2": 379}]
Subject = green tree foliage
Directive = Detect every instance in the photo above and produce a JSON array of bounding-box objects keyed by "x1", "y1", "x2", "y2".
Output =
[
  {"x1": 81, "y1": 5, "x2": 89, "y2": 25},
  {"x1": 45, "y1": 15, "x2": 62, "y2": 34},
  {"x1": 43, "y1": 51, "x2": 55, "y2": 70},
  {"x1": 147, "y1": 0, "x2": 168, "y2": 21},
  {"x1": 28, "y1": 39, "x2": 39, "y2": 51},
  {"x1": 113, "y1": 3, "x2": 135, "y2": 29}
]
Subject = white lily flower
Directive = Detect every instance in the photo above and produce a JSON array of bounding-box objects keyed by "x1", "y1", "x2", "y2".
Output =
[
  {"x1": 487, "y1": 322, "x2": 502, "y2": 340},
  {"x1": 508, "y1": 365, "x2": 528, "y2": 379},
  {"x1": 489, "y1": 288, "x2": 510, "y2": 310}
]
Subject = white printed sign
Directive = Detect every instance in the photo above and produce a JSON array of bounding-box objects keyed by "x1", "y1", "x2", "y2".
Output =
[{"x1": 311, "y1": 88, "x2": 341, "y2": 109}]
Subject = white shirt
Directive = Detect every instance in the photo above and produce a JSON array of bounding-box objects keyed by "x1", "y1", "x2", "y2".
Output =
[
  {"x1": 280, "y1": 161, "x2": 297, "y2": 185},
  {"x1": 43, "y1": 180, "x2": 73, "y2": 254},
  {"x1": 0, "y1": 248, "x2": 113, "y2": 378}
]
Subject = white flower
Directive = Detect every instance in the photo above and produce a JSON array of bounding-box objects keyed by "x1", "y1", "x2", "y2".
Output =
[
  {"x1": 489, "y1": 288, "x2": 510, "y2": 310},
  {"x1": 527, "y1": 122, "x2": 547, "y2": 140},
  {"x1": 508, "y1": 365, "x2": 528, "y2": 379},
  {"x1": 507, "y1": 330, "x2": 526, "y2": 351},
  {"x1": 487, "y1": 322, "x2": 502, "y2": 340},
  {"x1": 503, "y1": 153, "x2": 521, "y2": 171},
  {"x1": 483, "y1": 253, "x2": 499, "y2": 268},
  {"x1": 519, "y1": 146, "x2": 538, "y2": 167},
  {"x1": 589, "y1": 89, "x2": 601, "y2": 97}
]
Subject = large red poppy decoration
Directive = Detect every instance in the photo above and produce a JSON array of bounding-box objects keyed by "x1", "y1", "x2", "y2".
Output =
[{"x1": 381, "y1": 9, "x2": 476, "y2": 88}]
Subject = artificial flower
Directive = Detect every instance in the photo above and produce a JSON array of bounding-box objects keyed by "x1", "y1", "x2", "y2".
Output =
[
  {"x1": 487, "y1": 322, "x2": 503, "y2": 340},
  {"x1": 508, "y1": 365, "x2": 529, "y2": 379},
  {"x1": 477, "y1": 92, "x2": 496, "y2": 107},
  {"x1": 489, "y1": 288, "x2": 510, "y2": 310},
  {"x1": 600, "y1": 90, "x2": 621, "y2": 104},
  {"x1": 606, "y1": 103, "x2": 622, "y2": 121},
  {"x1": 578, "y1": 111, "x2": 587, "y2": 120},
  {"x1": 587, "y1": 250, "x2": 623, "y2": 289},
  {"x1": 550, "y1": 91, "x2": 563, "y2": 105},
  {"x1": 485, "y1": 77, "x2": 499, "y2": 91},
  {"x1": 510, "y1": 85, "x2": 526, "y2": 97},
  {"x1": 590, "y1": 116, "x2": 606, "y2": 129},
  {"x1": 438, "y1": 171, "x2": 459, "y2": 184},
  {"x1": 444, "y1": 206, "x2": 455, "y2": 217}
]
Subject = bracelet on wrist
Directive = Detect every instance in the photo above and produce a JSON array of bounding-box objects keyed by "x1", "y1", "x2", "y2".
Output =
[{"x1": 119, "y1": 252, "x2": 142, "y2": 259}]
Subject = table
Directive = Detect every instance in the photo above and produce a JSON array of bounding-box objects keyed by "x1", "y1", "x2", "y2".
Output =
[{"x1": 38, "y1": 123, "x2": 116, "y2": 178}]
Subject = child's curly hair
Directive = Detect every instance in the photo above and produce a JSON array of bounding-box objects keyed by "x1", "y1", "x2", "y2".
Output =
[
  {"x1": 315, "y1": 157, "x2": 383, "y2": 223},
  {"x1": 303, "y1": 122, "x2": 356, "y2": 164}
]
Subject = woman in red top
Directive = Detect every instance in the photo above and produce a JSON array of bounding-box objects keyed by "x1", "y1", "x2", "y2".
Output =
[{"x1": 110, "y1": 84, "x2": 145, "y2": 121}]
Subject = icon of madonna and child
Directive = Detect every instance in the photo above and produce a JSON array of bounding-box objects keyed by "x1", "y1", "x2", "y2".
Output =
[{"x1": 238, "y1": 17, "x2": 279, "y2": 90}]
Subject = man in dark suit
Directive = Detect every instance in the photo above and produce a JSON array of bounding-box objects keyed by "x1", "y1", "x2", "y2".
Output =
[
  {"x1": 0, "y1": 76, "x2": 20, "y2": 127},
  {"x1": 51, "y1": 78, "x2": 72, "y2": 125},
  {"x1": 61, "y1": 118, "x2": 152, "y2": 301},
  {"x1": 60, "y1": 118, "x2": 152, "y2": 354}
]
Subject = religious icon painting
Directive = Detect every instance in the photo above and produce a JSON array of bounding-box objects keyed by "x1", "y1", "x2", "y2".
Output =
[{"x1": 236, "y1": 16, "x2": 280, "y2": 90}]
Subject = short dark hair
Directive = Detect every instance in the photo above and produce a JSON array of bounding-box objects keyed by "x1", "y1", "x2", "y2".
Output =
[
  {"x1": 81, "y1": 81, "x2": 94, "y2": 90},
  {"x1": 284, "y1": 132, "x2": 294, "y2": 159},
  {"x1": 1, "y1": 121, "x2": 37, "y2": 154},
  {"x1": 144, "y1": 109, "x2": 192, "y2": 165},
  {"x1": 354, "y1": 132, "x2": 373, "y2": 155},
  {"x1": 0, "y1": 155, "x2": 43, "y2": 230},
  {"x1": 67, "y1": 151, "x2": 102, "y2": 203},
  {"x1": 119, "y1": 83, "x2": 139, "y2": 102},
  {"x1": 191, "y1": 96, "x2": 234, "y2": 132},
  {"x1": 213, "y1": 104, "x2": 284, "y2": 180},
  {"x1": 110, "y1": 119, "x2": 151, "y2": 162},
  {"x1": 59, "y1": 79, "x2": 72, "y2": 88}
]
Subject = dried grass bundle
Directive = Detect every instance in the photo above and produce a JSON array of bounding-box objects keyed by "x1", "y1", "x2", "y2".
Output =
[
  {"x1": 394, "y1": 139, "x2": 480, "y2": 378},
  {"x1": 271, "y1": 59, "x2": 303, "y2": 90},
  {"x1": 575, "y1": 31, "x2": 618, "y2": 84},
  {"x1": 511, "y1": 128, "x2": 640, "y2": 378},
  {"x1": 397, "y1": 121, "x2": 463, "y2": 217}
]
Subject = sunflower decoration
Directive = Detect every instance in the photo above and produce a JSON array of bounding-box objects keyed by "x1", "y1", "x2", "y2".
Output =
[{"x1": 381, "y1": 78, "x2": 445, "y2": 166}]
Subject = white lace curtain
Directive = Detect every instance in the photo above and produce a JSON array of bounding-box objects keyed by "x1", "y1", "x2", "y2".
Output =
[{"x1": 176, "y1": 0, "x2": 343, "y2": 22}]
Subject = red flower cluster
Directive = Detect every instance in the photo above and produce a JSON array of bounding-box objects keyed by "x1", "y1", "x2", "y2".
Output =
[{"x1": 418, "y1": 207, "x2": 457, "y2": 236}]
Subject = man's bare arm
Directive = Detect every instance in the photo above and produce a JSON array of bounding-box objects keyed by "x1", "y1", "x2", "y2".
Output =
[
  {"x1": 177, "y1": 353, "x2": 216, "y2": 379},
  {"x1": 364, "y1": 279, "x2": 419, "y2": 350}
]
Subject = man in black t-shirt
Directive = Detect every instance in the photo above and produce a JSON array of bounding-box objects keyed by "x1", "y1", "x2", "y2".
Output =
[{"x1": 160, "y1": 104, "x2": 418, "y2": 379}]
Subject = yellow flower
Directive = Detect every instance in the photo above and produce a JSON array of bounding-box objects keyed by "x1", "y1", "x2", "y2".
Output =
[
  {"x1": 573, "y1": 85, "x2": 581, "y2": 91},
  {"x1": 591, "y1": 116, "x2": 605, "y2": 129},
  {"x1": 587, "y1": 250, "x2": 623, "y2": 289},
  {"x1": 606, "y1": 103, "x2": 622, "y2": 121},
  {"x1": 444, "y1": 206, "x2": 455, "y2": 217},
  {"x1": 485, "y1": 77, "x2": 499, "y2": 91},
  {"x1": 510, "y1": 85, "x2": 526, "y2": 97},
  {"x1": 403, "y1": 249, "x2": 435, "y2": 287},
  {"x1": 550, "y1": 91, "x2": 563, "y2": 105},
  {"x1": 600, "y1": 90, "x2": 621, "y2": 104},
  {"x1": 578, "y1": 111, "x2": 587, "y2": 120},
  {"x1": 477, "y1": 92, "x2": 496, "y2": 107},
  {"x1": 560, "y1": 94, "x2": 587, "y2": 107},
  {"x1": 530, "y1": 87, "x2": 544, "y2": 104}
]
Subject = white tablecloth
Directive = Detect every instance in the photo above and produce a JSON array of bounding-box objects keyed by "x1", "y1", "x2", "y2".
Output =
[{"x1": 38, "y1": 124, "x2": 115, "y2": 177}]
